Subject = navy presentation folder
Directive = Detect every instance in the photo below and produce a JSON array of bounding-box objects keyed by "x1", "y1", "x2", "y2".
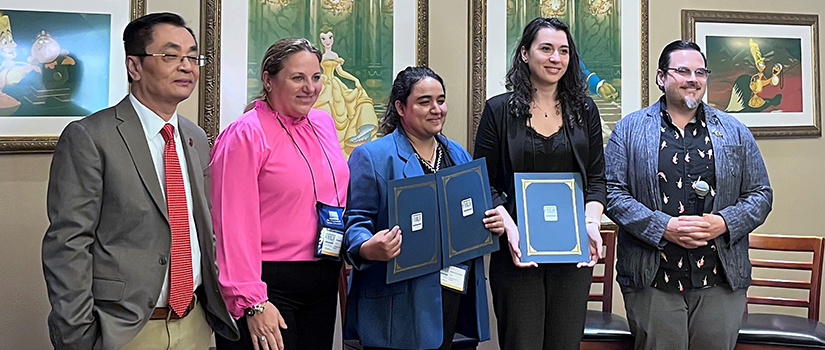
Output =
[
  {"x1": 386, "y1": 159, "x2": 499, "y2": 283},
  {"x1": 513, "y1": 172, "x2": 589, "y2": 264},
  {"x1": 386, "y1": 174, "x2": 442, "y2": 284},
  {"x1": 437, "y1": 159, "x2": 499, "y2": 267}
]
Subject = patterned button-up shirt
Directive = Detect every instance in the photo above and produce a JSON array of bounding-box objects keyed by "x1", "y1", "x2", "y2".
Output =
[{"x1": 653, "y1": 98, "x2": 725, "y2": 292}]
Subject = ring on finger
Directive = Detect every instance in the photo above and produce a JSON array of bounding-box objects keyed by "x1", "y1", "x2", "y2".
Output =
[{"x1": 260, "y1": 336, "x2": 267, "y2": 342}]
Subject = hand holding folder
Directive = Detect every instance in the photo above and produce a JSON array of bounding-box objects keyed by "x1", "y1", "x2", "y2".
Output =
[
  {"x1": 359, "y1": 225, "x2": 402, "y2": 261},
  {"x1": 494, "y1": 206, "x2": 538, "y2": 268}
]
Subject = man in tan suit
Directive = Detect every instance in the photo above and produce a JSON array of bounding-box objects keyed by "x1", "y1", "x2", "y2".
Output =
[{"x1": 42, "y1": 12, "x2": 238, "y2": 349}]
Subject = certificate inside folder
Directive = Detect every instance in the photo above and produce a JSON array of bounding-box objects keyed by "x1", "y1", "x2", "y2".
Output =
[
  {"x1": 513, "y1": 172, "x2": 589, "y2": 264},
  {"x1": 387, "y1": 175, "x2": 442, "y2": 284},
  {"x1": 437, "y1": 159, "x2": 499, "y2": 267}
]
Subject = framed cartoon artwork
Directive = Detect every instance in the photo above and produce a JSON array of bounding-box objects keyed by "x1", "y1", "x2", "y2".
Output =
[
  {"x1": 683, "y1": 10, "x2": 821, "y2": 138},
  {"x1": 0, "y1": 0, "x2": 144, "y2": 153},
  {"x1": 200, "y1": 0, "x2": 429, "y2": 158}
]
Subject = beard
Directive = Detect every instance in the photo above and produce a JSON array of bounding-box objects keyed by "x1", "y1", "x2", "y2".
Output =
[{"x1": 684, "y1": 96, "x2": 700, "y2": 110}]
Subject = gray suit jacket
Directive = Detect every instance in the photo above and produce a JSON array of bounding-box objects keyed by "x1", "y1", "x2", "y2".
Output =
[{"x1": 42, "y1": 97, "x2": 239, "y2": 350}]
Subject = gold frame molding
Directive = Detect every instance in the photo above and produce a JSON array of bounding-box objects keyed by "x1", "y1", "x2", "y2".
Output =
[
  {"x1": 199, "y1": 0, "x2": 429, "y2": 145},
  {"x1": 682, "y1": 10, "x2": 821, "y2": 138},
  {"x1": 467, "y1": 0, "x2": 650, "y2": 152},
  {"x1": 0, "y1": 0, "x2": 146, "y2": 153}
]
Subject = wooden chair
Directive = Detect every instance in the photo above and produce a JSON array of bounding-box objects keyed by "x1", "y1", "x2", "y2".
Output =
[
  {"x1": 580, "y1": 226, "x2": 634, "y2": 350},
  {"x1": 735, "y1": 233, "x2": 825, "y2": 349},
  {"x1": 338, "y1": 265, "x2": 479, "y2": 350}
]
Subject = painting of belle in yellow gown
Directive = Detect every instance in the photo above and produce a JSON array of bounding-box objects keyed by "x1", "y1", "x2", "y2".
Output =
[{"x1": 315, "y1": 29, "x2": 378, "y2": 158}]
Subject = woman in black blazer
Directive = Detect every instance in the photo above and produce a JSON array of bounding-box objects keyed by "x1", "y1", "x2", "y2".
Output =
[{"x1": 473, "y1": 17, "x2": 607, "y2": 350}]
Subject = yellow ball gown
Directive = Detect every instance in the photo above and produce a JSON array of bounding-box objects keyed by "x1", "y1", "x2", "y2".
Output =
[{"x1": 313, "y1": 57, "x2": 378, "y2": 158}]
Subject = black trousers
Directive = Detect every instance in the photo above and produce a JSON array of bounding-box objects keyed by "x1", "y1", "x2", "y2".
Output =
[
  {"x1": 215, "y1": 259, "x2": 341, "y2": 350},
  {"x1": 363, "y1": 263, "x2": 473, "y2": 350},
  {"x1": 489, "y1": 249, "x2": 593, "y2": 350}
]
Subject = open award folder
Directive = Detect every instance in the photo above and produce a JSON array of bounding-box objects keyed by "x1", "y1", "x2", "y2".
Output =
[
  {"x1": 386, "y1": 159, "x2": 499, "y2": 284},
  {"x1": 513, "y1": 172, "x2": 589, "y2": 264}
]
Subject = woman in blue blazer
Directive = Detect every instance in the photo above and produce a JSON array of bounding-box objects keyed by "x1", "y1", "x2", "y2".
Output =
[{"x1": 343, "y1": 66, "x2": 499, "y2": 349}]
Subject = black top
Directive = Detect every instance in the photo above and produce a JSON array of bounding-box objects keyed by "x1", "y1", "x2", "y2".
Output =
[
  {"x1": 524, "y1": 122, "x2": 576, "y2": 173},
  {"x1": 415, "y1": 137, "x2": 455, "y2": 174},
  {"x1": 472, "y1": 92, "x2": 607, "y2": 221},
  {"x1": 653, "y1": 97, "x2": 724, "y2": 292}
]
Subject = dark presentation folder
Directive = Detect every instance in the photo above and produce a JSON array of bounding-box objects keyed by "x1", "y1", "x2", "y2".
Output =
[
  {"x1": 513, "y1": 172, "x2": 589, "y2": 264},
  {"x1": 386, "y1": 175, "x2": 442, "y2": 284},
  {"x1": 437, "y1": 159, "x2": 499, "y2": 267}
]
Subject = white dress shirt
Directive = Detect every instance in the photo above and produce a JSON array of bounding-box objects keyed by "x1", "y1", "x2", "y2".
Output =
[{"x1": 129, "y1": 94, "x2": 202, "y2": 307}]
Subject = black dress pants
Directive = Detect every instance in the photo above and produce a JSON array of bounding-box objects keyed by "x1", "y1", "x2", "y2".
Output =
[
  {"x1": 489, "y1": 248, "x2": 592, "y2": 350},
  {"x1": 216, "y1": 259, "x2": 341, "y2": 350}
]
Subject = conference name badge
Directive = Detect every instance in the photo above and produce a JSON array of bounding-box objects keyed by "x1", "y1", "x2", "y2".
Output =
[
  {"x1": 440, "y1": 264, "x2": 469, "y2": 293},
  {"x1": 315, "y1": 202, "x2": 345, "y2": 261}
]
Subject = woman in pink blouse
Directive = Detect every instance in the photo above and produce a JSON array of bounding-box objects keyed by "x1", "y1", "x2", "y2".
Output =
[{"x1": 210, "y1": 38, "x2": 349, "y2": 350}]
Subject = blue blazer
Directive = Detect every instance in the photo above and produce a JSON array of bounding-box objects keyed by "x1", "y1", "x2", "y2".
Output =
[{"x1": 343, "y1": 127, "x2": 491, "y2": 349}]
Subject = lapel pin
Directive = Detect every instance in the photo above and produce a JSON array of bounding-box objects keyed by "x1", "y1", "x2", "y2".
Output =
[{"x1": 189, "y1": 138, "x2": 193, "y2": 147}]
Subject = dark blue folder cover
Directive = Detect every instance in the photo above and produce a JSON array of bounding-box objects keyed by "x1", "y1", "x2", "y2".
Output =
[
  {"x1": 386, "y1": 175, "x2": 442, "y2": 284},
  {"x1": 513, "y1": 172, "x2": 588, "y2": 264},
  {"x1": 437, "y1": 159, "x2": 499, "y2": 266}
]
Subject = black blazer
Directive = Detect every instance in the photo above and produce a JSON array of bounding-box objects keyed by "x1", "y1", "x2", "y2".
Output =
[{"x1": 472, "y1": 92, "x2": 607, "y2": 219}]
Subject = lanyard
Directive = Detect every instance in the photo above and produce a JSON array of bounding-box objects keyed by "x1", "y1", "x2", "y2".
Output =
[{"x1": 274, "y1": 113, "x2": 341, "y2": 207}]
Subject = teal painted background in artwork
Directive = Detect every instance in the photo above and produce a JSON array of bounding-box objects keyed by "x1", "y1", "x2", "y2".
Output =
[
  {"x1": 248, "y1": 0, "x2": 393, "y2": 158},
  {"x1": 506, "y1": 0, "x2": 621, "y2": 87},
  {"x1": 247, "y1": 1, "x2": 393, "y2": 110},
  {"x1": 0, "y1": 10, "x2": 111, "y2": 117},
  {"x1": 505, "y1": 0, "x2": 623, "y2": 134}
]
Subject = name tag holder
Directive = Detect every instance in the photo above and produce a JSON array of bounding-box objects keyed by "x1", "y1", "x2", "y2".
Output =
[
  {"x1": 315, "y1": 202, "x2": 345, "y2": 261},
  {"x1": 440, "y1": 263, "x2": 469, "y2": 294}
]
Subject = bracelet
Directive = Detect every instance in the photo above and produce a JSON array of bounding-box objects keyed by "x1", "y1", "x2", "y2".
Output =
[
  {"x1": 245, "y1": 301, "x2": 267, "y2": 317},
  {"x1": 585, "y1": 216, "x2": 601, "y2": 229}
]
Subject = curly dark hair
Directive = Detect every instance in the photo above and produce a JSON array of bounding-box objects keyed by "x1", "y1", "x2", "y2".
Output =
[
  {"x1": 506, "y1": 17, "x2": 588, "y2": 127},
  {"x1": 379, "y1": 66, "x2": 445, "y2": 134}
]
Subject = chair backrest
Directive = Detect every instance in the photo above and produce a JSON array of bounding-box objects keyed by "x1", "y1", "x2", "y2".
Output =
[
  {"x1": 339, "y1": 264, "x2": 351, "y2": 327},
  {"x1": 747, "y1": 233, "x2": 825, "y2": 320},
  {"x1": 590, "y1": 224, "x2": 618, "y2": 313}
]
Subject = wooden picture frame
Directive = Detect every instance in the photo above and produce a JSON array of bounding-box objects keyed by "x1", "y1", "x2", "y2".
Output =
[
  {"x1": 683, "y1": 10, "x2": 821, "y2": 138},
  {"x1": 0, "y1": 0, "x2": 145, "y2": 153}
]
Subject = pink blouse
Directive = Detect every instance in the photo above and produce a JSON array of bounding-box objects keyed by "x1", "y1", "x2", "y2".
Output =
[{"x1": 210, "y1": 100, "x2": 349, "y2": 318}]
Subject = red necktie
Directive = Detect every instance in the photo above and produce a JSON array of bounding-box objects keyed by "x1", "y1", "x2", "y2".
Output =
[{"x1": 160, "y1": 123, "x2": 193, "y2": 317}]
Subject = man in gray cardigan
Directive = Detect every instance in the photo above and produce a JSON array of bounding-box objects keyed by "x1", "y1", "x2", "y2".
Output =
[{"x1": 605, "y1": 40, "x2": 772, "y2": 350}]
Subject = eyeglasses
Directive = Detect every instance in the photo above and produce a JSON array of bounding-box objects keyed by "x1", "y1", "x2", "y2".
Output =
[
  {"x1": 130, "y1": 53, "x2": 207, "y2": 67},
  {"x1": 664, "y1": 67, "x2": 711, "y2": 79}
]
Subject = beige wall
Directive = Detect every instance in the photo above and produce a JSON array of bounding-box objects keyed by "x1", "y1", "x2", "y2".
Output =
[{"x1": 1, "y1": 0, "x2": 822, "y2": 348}]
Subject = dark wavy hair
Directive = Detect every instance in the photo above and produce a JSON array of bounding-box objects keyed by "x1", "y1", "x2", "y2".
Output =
[
  {"x1": 506, "y1": 17, "x2": 588, "y2": 126},
  {"x1": 247, "y1": 37, "x2": 322, "y2": 110},
  {"x1": 379, "y1": 66, "x2": 445, "y2": 134}
]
